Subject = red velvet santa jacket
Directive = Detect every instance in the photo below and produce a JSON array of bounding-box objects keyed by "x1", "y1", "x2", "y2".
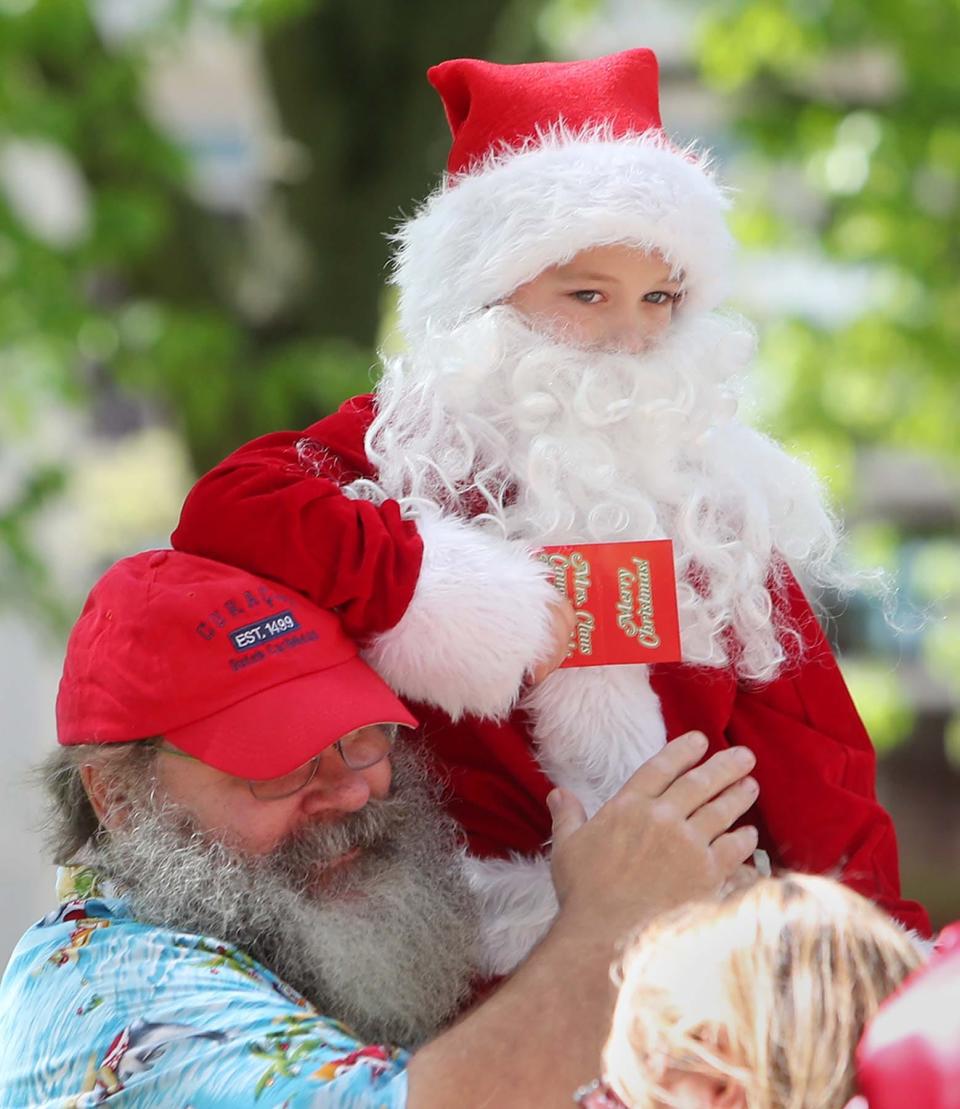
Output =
[{"x1": 172, "y1": 394, "x2": 931, "y2": 947}]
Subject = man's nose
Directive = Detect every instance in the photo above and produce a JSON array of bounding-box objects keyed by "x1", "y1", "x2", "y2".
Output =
[{"x1": 298, "y1": 748, "x2": 372, "y2": 816}]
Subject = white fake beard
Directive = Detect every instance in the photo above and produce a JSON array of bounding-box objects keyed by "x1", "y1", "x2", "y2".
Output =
[
  {"x1": 356, "y1": 307, "x2": 842, "y2": 682},
  {"x1": 90, "y1": 748, "x2": 480, "y2": 1048}
]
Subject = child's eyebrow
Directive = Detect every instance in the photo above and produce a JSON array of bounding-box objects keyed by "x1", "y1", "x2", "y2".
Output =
[
  {"x1": 560, "y1": 271, "x2": 622, "y2": 284},
  {"x1": 557, "y1": 270, "x2": 685, "y2": 286}
]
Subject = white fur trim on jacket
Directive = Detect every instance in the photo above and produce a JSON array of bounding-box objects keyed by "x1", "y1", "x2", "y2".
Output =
[
  {"x1": 363, "y1": 511, "x2": 559, "y2": 720},
  {"x1": 463, "y1": 669, "x2": 668, "y2": 975},
  {"x1": 522, "y1": 665, "x2": 667, "y2": 818},
  {"x1": 462, "y1": 852, "x2": 559, "y2": 977},
  {"x1": 392, "y1": 124, "x2": 733, "y2": 344}
]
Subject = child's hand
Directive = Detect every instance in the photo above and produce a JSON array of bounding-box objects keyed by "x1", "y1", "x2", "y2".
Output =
[{"x1": 529, "y1": 597, "x2": 577, "y2": 686}]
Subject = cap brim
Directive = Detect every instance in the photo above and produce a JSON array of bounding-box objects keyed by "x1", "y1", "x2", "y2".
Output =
[{"x1": 164, "y1": 657, "x2": 418, "y2": 779}]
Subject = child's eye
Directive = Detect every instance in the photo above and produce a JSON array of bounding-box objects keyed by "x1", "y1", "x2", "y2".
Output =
[
  {"x1": 571, "y1": 290, "x2": 603, "y2": 304},
  {"x1": 644, "y1": 290, "x2": 684, "y2": 306}
]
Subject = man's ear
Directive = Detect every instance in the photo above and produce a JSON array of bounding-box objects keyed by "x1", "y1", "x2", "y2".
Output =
[{"x1": 80, "y1": 762, "x2": 127, "y2": 831}]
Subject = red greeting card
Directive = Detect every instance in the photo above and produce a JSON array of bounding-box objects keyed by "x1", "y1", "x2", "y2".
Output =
[{"x1": 539, "y1": 540, "x2": 682, "y2": 667}]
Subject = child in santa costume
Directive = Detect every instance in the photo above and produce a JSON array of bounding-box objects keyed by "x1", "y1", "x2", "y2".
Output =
[{"x1": 172, "y1": 49, "x2": 931, "y2": 971}]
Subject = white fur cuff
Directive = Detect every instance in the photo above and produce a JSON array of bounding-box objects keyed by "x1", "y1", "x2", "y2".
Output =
[
  {"x1": 363, "y1": 511, "x2": 558, "y2": 720},
  {"x1": 463, "y1": 852, "x2": 559, "y2": 977}
]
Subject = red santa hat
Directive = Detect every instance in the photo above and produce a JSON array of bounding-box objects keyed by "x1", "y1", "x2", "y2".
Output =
[{"x1": 391, "y1": 49, "x2": 734, "y2": 343}]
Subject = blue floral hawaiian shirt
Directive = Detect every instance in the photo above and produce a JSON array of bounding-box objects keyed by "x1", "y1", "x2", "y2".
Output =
[{"x1": 0, "y1": 867, "x2": 410, "y2": 1107}]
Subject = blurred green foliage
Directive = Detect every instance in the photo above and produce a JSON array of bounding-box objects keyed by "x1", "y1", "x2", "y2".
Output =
[
  {"x1": 697, "y1": 0, "x2": 960, "y2": 468},
  {"x1": 696, "y1": 0, "x2": 960, "y2": 756},
  {"x1": 0, "y1": 0, "x2": 547, "y2": 626},
  {"x1": 841, "y1": 658, "x2": 913, "y2": 756}
]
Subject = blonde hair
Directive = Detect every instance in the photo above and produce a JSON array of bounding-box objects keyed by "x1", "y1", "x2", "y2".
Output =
[{"x1": 603, "y1": 873, "x2": 923, "y2": 1109}]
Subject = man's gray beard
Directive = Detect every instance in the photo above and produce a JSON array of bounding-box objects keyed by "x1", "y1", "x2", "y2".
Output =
[{"x1": 87, "y1": 747, "x2": 481, "y2": 1048}]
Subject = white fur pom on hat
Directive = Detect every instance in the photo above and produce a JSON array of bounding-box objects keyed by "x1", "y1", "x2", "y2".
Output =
[{"x1": 391, "y1": 50, "x2": 735, "y2": 344}]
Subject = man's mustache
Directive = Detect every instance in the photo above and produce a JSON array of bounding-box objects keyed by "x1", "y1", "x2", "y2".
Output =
[{"x1": 261, "y1": 790, "x2": 411, "y2": 877}]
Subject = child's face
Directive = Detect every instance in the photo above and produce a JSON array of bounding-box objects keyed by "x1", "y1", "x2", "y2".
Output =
[{"x1": 506, "y1": 243, "x2": 684, "y2": 353}]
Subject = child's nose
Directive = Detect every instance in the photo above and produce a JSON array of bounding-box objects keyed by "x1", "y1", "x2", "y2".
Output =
[{"x1": 615, "y1": 302, "x2": 675, "y2": 353}]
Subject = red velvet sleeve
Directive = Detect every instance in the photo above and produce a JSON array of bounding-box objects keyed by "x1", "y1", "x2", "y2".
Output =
[
  {"x1": 653, "y1": 570, "x2": 931, "y2": 936},
  {"x1": 171, "y1": 395, "x2": 423, "y2": 639}
]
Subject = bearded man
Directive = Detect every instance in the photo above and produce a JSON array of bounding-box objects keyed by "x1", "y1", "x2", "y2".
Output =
[
  {"x1": 0, "y1": 550, "x2": 762, "y2": 1106},
  {"x1": 172, "y1": 49, "x2": 930, "y2": 972}
]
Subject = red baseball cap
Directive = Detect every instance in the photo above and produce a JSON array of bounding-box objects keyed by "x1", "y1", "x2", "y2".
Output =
[{"x1": 56, "y1": 550, "x2": 417, "y2": 778}]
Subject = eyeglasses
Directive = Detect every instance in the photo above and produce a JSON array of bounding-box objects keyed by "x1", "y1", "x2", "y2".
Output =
[
  {"x1": 155, "y1": 723, "x2": 399, "y2": 801},
  {"x1": 573, "y1": 1079, "x2": 627, "y2": 1108}
]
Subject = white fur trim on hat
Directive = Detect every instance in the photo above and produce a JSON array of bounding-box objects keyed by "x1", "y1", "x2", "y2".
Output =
[
  {"x1": 392, "y1": 124, "x2": 734, "y2": 343},
  {"x1": 362, "y1": 510, "x2": 559, "y2": 721}
]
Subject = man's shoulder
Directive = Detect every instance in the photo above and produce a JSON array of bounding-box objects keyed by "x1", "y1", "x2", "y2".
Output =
[
  {"x1": 1, "y1": 883, "x2": 125, "y2": 989},
  {"x1": 1, "y1": 870, "x2": 295, "y2": 1007},
  {"x1": 0, "y1": 890, "x2": 411, "y2": 1107}
]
